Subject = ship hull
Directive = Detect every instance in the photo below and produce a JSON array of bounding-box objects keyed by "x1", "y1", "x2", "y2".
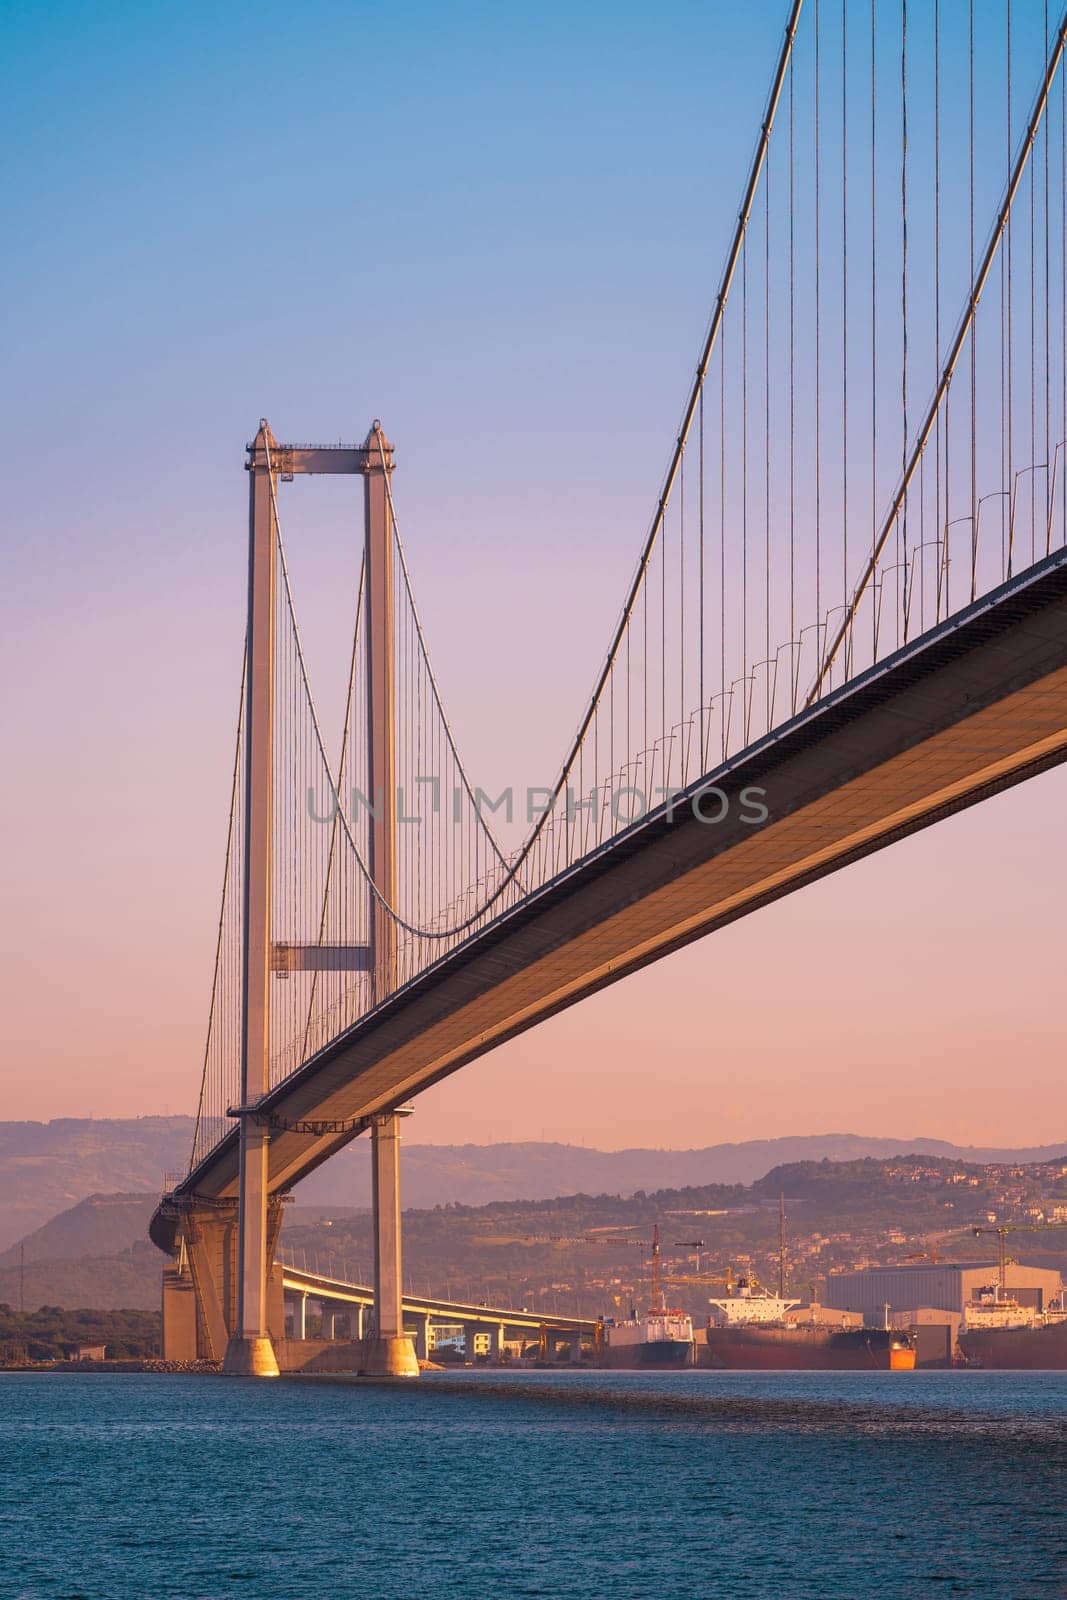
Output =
[
  {"x1": 601, "y1": 1338, "x2": 694, "y2": 1370},
  {"x1": 701, "y1": 1327, "x2": 916, "y2": 1371},
  {"x1": 958, "y1": 1320, "x2": 1067, "y2": 1369}
]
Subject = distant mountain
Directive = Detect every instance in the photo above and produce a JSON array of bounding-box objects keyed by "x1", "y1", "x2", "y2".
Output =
[
  {"x1": 296, "y1": 1133, "x2": 1067, "y2": 1211},
  {"x1": 0, "y1": 1118, "x2": 194, "y2": 1250},
  {"x1": 1, "y1": 1120, "x2": 1066, "y2": 1252}
]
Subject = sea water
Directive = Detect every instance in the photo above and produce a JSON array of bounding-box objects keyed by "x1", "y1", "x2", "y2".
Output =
[{"x1": 1, "y1": 1369, "x2": 1064, "y2": 1598}]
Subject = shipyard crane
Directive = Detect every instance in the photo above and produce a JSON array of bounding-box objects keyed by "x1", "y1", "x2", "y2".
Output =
[{"x1": 970, "y1": 1223, "x2": 1067, "y2": 1294}]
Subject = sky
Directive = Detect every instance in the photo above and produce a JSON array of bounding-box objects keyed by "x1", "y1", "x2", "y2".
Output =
[{"x1": 2, "y1": 0, "x2": 1064, "y2": 1150}]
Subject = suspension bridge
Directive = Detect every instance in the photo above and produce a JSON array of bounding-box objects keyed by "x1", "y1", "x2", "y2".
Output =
[{"x1": 151, "y1": 0, "x2": 1067, "y2": 1375}]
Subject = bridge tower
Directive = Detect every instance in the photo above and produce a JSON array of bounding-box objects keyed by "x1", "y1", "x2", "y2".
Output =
[
  {"x1": 220, "y1": 419, "x2": 417, "y2": 1377},
  {"x1": 222, "y1": 421, "x2": 282, "y2": 1377},
  {"x1": 361, "y1": 426, "x2": 417, "y2": 1377}
]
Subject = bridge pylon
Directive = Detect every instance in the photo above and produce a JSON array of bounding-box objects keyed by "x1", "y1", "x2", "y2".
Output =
[
  {"x1": 217, "y1": 418, "x2": 417, "y2": 1377},
  {"x1": 222, "y1": 420, "x2": 282, "y2": 1377},
  {"x1": 363, "y1": 421, "x2": 398, "y2": 1006}
]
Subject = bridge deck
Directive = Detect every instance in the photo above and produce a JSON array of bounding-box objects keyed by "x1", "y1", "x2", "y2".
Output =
[
  {"x1": 280, "y1": 1266, "x2": 596, "y2": 1332},
  {"x1": 153, "y1": 550, "x2": 1067, "y2": 1254}
]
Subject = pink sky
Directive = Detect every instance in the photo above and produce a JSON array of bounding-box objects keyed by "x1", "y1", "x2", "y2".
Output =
[
  {"x1": 3, "y1": 514, "x2": 1063, "y2": 1147},
  {"x1": 3, "y1": 0, "x2": 1064, "y2": 1151}
]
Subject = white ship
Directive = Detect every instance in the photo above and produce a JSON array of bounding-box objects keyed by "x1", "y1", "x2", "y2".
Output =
[
  {"x1": 706, "y1": 1277, "x2": 800, "y2": 1327},
  {"x1": 602, "y1": 1226, "x2": 695, "y2": 1368},
  {"x1": 962, "y1": 1285, "x2": 1039, "y2": 1332}
]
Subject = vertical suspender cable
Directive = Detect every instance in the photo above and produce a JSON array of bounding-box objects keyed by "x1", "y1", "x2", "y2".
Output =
[
  {"x1": 789, "y1": 48, "x2": 797, "y2": 707},
  {"x1": 842, "y1": 0, "x2": 849, "y2": 647},
  {"x1": 190, "y1": 647, "x2": 247, "y2": 1169},
  {"x1": 765, "y1": 137, "x2": 772, "y2": 725},
  {"x1": 1007, "y1": 0, "x2": 1014, "y2": 573},
  {"x1": 1046, "y1": 0, "x2": 1052, "y2": 545},
  {"x1": 809, "y1": 3, "x2": 1067, "y2": 703},
  {"x1": 970, "y1": 0, "x2": 978, "y2": 600},
  {"x1": 699, "y1": 385, "x2": 705, "y2": 758},
  {"x1": 901, "y1": 0, "x2": 909, "y2": 643},
  {"x1": 720, "y1": 321, "x2": 727, "y2": 759},
  {"x1": 934, "y1": 0, "x2": 943, "y2": 619},
  {"x1": 1032, "y1": 50, "x2": 1038, "y2": 564},
  {"x1": 871, "y1": 0, "x2": 878, "y2": 655},
  {"x1": 742, "y1": 236, "x2": 749, "y2": 737},
  {"x1": 815, "y1": 0, "x2": 823, "y2": 661}
]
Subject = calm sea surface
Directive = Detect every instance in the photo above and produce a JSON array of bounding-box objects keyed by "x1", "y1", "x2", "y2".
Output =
[{"x1": 1, "y1": 1369, "x2": 1065, "y2": 1599}]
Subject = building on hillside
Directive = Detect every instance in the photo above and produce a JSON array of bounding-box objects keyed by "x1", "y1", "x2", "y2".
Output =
[
  {"x1": 824, "y1": 1262, "x2": 1063, "y2": 1322},
  {"x1": 70, "y1": 1344, "x2": 107, "y2": 1362}
]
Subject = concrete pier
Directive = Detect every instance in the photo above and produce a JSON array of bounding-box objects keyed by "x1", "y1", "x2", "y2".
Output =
[{"x1": 363, "y1": 1111, "x2": 418, "y2": 1377}]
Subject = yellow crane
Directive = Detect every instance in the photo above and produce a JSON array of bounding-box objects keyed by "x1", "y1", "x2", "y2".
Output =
[{"x1": 663, "y1": 1265, "x2": 735, "y2": 1291}]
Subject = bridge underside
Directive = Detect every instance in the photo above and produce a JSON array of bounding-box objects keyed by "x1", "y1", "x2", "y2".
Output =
[{"x1": 153, "y1": 552, "x2": 1067, "y2": 1255}]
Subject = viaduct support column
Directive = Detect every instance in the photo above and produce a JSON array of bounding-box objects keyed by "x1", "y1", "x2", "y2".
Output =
[
  {"x1": 224, "y1": 421, "x2": 280, "y2": 1378},
  {"x1": 414, "y1": 1315, "x2": 432, "y2": 1362},
  {"x1": 364, "y1": 1111, "x2": 418, "y2": 1376}
]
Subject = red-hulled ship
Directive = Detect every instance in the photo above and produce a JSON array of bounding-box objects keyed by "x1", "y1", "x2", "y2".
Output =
[{"x1": 702, "y1": 1280, "x2": 916, "y2": 1371}]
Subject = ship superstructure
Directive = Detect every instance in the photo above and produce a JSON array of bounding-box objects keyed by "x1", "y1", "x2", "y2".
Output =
[{"x1": 707, "y1": 1277, "x2": 800, "y2": 1326}]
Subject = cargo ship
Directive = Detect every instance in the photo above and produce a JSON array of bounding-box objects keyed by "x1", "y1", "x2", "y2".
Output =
[
  {"x1": 601, "y1": 1226, "x2": 696, "y2": 1368},
  {"x1": 703, "y1": 1279, "x2": 917, "y2": 1371},
  {"x1": 957, "y1": 1285, "x2": 1067, "y2": 1369},
  {"x1": 601, "y1": 1305, "x2": 697, "y2": 1368}
]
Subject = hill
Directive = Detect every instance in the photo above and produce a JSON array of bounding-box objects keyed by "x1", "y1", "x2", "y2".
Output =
[
  {"x1": 0, "y1": 1193, "x2": 160, "y2": 1269},
  {"x1": 0, "y1": 1241, "x2": 162, "y2": 1312},
  {"x1": 0, "y1": 1118, "x2": 195, "y2": 1249},
  {"x1": 10, "y1": 1152, "x2": 1067, "y2": 1315},
  {"x1": 295, "y1": 1133, "x2": 1067, "y2": 1210},
  {"x1": 278, "y1": 1154, "x2": 1067, "y2": 1324},
  {"x1": 2, "y1": 1120, "x2": 1067, "y2": 1250}
]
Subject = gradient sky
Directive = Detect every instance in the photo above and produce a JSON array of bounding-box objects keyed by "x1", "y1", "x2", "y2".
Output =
[{"x1": 2, "y1": 0, "x2": 1064, "y2": 1148}]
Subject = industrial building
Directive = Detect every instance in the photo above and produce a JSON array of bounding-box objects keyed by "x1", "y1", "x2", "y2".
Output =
[{"x1": 824, "y1": 1262, "x2": 1063, "y2": 1322}]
